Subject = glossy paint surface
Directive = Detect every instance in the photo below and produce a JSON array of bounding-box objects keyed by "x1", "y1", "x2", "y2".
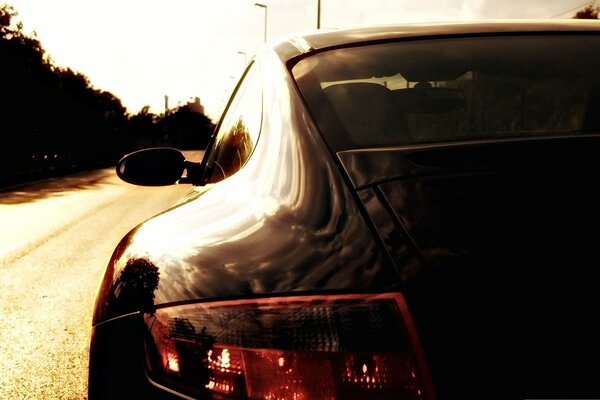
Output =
[
  {"x1": 93, "y1": 49, "x2": 397, "y2": 325},
  {"x1": 296, "y1": 19, "x2": 600, "y2": 54}
]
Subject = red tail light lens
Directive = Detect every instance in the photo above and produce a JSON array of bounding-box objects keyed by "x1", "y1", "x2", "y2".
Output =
[{"x1": 144, "y1": 293, "x2": 434, "y2": 399}]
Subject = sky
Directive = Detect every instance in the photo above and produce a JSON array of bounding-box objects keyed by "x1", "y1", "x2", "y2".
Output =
[{"x1": 6, "y1": 0, "x2": 598, "y2": 121}]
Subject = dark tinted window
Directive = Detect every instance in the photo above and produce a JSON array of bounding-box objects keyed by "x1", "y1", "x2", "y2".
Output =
[
  {"x1": 205, "y1": 63, "x2": 262, "y2": 183},
  {"x1": 293, "y1": 35, "x2": 600, "y2": 150}
]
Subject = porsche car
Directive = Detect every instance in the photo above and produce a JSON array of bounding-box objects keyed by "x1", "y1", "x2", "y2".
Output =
[{"x1": 89, "y1": 20, "x2": 600, "y2": 400}]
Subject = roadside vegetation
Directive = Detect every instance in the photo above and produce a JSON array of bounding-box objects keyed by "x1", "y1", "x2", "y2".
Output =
[{"x1": 0, "y1": 2, "x2": 215, "y2": 188}]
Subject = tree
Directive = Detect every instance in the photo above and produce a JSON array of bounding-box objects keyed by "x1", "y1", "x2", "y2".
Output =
[
  {"x1": 159, "y1": 104, "x2": 215, "y2": 149},
  {"x1": 573, "y1": 5, "x2": 599, "y2": 19},
  {"x1": 1, "y1": 1, "x2": 213, "y2": 187},
  {"x1": 0, "y1": 2, "x2": 22, "y2": 39},
  {"x1": 1, "y1": 1, "x2": 131, "y2": 185}
]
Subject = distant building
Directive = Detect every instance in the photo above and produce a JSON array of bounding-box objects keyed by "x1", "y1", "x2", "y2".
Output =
[{"x1": 187, "y1": 96, "x2": 205, "y2": 115}]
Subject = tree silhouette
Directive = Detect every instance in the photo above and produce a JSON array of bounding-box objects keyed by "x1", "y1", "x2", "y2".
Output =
[
  {"x1": 0, "y1": 2, "x2": 131, "y2": 184},
  {"x1": 107, "y1": 257, "x2": 161, "y2": 319},
  {"x1": 1, "y1": 1, "x2": 215, "y2": 187},
  {"x1": 160, "y1": 104, "x2": 215, "y2": 149},
  {"x1": 573, "y1": 5, "x2": 599, "y2": 19}
]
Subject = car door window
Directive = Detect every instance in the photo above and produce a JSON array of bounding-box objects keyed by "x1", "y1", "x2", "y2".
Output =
[{"x1": 204, "y1": 63, "x2": 262, "y2": 183}]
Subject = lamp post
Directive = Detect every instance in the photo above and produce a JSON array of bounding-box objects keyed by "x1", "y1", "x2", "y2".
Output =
[
  {"x1": 317, "y1": 0, "x2": 321, "y2": 29},
  {"x1": 254, "y1": 3, "x2": 267, "y2": 43}
]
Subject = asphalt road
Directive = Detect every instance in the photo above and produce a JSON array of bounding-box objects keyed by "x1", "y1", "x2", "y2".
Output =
[{"x1": 0, "y1": 155, "x2": 200, "y2": 399}]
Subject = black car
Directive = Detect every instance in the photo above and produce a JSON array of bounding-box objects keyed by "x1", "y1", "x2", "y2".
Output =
[{"x1": 89, "y1": 20, "x2": 600, "y2": 400}]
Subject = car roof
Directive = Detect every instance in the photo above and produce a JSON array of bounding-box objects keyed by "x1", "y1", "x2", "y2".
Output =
[{"x1": 276, "y1": 19, "x2": 600, "y2": 60}]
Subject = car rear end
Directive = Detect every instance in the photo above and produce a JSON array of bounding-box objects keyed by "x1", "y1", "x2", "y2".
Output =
[
  {"x1": 291, "y1": 21, "x2": 600, "y2": 399},
  {"x1": 89, "y1": 21, "x2": 600, "y2": 400}
]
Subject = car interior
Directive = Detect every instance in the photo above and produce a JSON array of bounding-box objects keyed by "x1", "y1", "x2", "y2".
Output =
[
  {"x1": 323, "y1": 82, "x2": 413, "y2": 146},
  {"x1": 583, "y1": 83, "x2": 600, "y2": 133},
  {"x1": 297, "y1": 34, "x2": 600, "y2": 152}
]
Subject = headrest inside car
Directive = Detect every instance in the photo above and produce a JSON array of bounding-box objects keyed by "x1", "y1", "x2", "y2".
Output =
[{"x1": 323, "y1": 82, "x2": 392, "y2": 140}]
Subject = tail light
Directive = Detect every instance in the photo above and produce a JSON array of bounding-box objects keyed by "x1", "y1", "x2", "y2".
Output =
[{"x1": 143, "y1": 293, "x2": 434, "y2": 399}]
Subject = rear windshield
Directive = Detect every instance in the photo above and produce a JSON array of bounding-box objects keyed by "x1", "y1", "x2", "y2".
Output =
[{"x1": 292, "y1": 34, "x2": 600, "y2": 151}]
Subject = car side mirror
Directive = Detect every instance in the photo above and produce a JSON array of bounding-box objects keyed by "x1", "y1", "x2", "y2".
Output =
[{"x1": 116, "y1": 147, "x2": 199, "y2": 186}]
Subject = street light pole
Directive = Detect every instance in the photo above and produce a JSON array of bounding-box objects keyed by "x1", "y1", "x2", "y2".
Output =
[
  {"x1": 317, "y1": 0, "x2": 321, "y2": 29},
  {"x1": 254, "y1": 3, "x2": 267, "y2": 43}
]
